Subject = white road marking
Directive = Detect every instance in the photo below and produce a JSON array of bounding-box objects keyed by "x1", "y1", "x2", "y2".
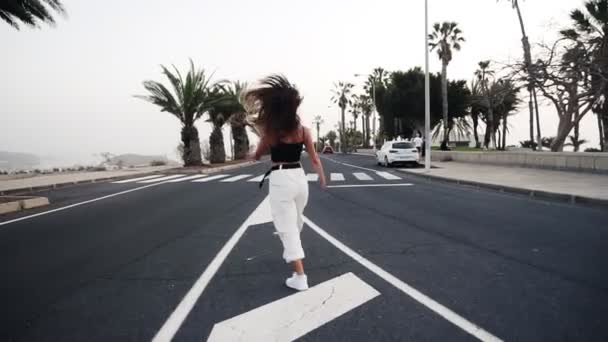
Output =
[
  {"x1": 192, "y1": 174, "x2": 229, "y2": 182},
  {"x1": 353, "y1": 172, "x2": 373, "y2": 181},
  {"x1": 0, "y1": 181, "x2": 172, "y2": 227},
  {"x1": 307, "y1": 173, "x2": 319, "y2": 182},
  {"x1": 112, "y1": 175, "x2": 165, "y2": 183},
  {"x1": 206, "y1": 273, "x2": 380, "y2": 342},
  {"x1": 328, "y1": 183, "x2": 413, "y2": 189},
  {"x1": 376, "y1": 171, "x2": 402, "y2": 180},
  {"x1": 302, "y1": 216, "x2": 503, "y2": 342},
  {"x1": 248, "y1": 174, "x2": 265, "y2": 182},
  {"x1": 330, "y1": 173, "x2": 345, "y2": 181},
  {"x1": 138, "y1": 175, "x2": 186, "y2": 183},
  {"x1": 220, "y1": 174, "x2": 253, "y2": 182},
  {"x1": 165, "y1": 175, "x2": 207, "y2": 183},
  {"x1": 152, "y1": 197, "x2": 270, "y2": 342},
  {"x1": 321, "y1": 156, "x2": 379, "y2": 173}
]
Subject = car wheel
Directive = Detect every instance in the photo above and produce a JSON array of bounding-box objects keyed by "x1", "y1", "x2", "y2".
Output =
[{"x1": 384, "y1": 156, "x2": 391, "y2": 167}]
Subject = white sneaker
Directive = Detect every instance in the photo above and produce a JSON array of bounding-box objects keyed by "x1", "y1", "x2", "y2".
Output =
[{"x1": 285, "y1": 272, "x2": 309, "y2": 291}]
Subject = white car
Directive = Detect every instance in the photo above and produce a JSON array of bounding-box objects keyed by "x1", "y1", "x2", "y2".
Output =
[{"x1": 376, "y1": 141, "x2": 420, "y2": 167}]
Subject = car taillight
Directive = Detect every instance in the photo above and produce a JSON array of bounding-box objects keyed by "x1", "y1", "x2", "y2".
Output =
[{"x1": 389, "y1": 150, "x2": 398, "y2": 153}]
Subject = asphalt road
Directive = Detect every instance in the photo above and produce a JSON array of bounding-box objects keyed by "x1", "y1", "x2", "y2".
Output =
[{"x1": 1, "y1": 153, "x2": 607, "y2": 342}]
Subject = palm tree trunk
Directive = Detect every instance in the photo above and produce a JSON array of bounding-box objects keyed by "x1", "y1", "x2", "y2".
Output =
[
  {"x1": 602, "y1": 110, "x2": 608, "y2": 152},
  {"x1": 180, "y1": 124, "x2": 203, "y2": 166},
  {"x1": 366, "y1": 114, "x2": 371, "y2": 147},
  {"x1": 231, "y1": 124, "x2": 249, "y2": 160},
  {"x1": 441, "y1": 61, "x2": 449, "y2": 150},
  {"x1": 573, "y1": 121, "x2": 580, "y2": 152},
  {"x1": 209, "y1": 125, "x2": 226, "y2": 164},
  {"x1": 502, "y1": 115, "x2": 508, "y2": 150},
  {"x1": 472, "y1": 114, "x2": 480, "y2": 148},
  {"x1": 353, "y1": 116, "x2": 357, "y2": 132},
  {"x1": 598, "y1": 112, "x2": 606, "y2": 152}
]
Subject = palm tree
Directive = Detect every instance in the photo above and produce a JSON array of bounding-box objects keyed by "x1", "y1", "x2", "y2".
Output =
[
  {"x1": 358, "y1": 95, "x2": 373, "y2": 146},
  {"x1": 364, "y1": 68, "x2": 389, "y2": 140},
  {"x1": 561, "y1": 0, "x2": 608, "y2": 151},
  {"x1": 470, "y1": 79, "x2": 483, "y2": 148},
  {"x1": 0, "y1": 0, "x2": 65, "y2": 29},
  {"x1": 312, "y1": 115, "x2": 324, "y2": 151},
  {"x1": 136, "y1": 60, "x2": 220, "y2": 166},
  {"x1": 216, "y1": 81, "x2": 250, "y2": 160},
  {"x1": 475, "y1": 61, "x2": 497, "y2": 149},
  {"x1": 499, "y1": 0, "x2": 542, "y2": 151},
  {"x1": 349, "y1": 95, "x2": 361, "y2": 132},
  {"x1": 429, "y1": 21, "x2": 466, "y2": 150},
  {"x1": 331, "y1": 82, "x2": 354, "y2": 152}
]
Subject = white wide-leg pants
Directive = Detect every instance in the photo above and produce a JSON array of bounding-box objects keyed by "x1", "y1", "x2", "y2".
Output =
[{"x1": 269, "y1": 167, "x2": 309, "y2": 263}]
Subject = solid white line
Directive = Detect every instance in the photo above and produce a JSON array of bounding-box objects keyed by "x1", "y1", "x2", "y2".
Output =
[
  {"x1": 138, "y1": 174, "x2": 186, "y2": 183},
  {"x1": 152, "y1": 197, "x2": 269, "y2": 342},
  {"x1": 330, "y1": 173, "x2": 345, "y2": 181},
  {"x1": 0, "y1": 181, "x2": 171, "y2": 227},
  {"x1": 192, "y1": 174, "x2": 229, "y2": 182},
  {"x1": 353, "y1": 172, "x2": 373, "y2": 181},
  {"x1": 327, "y1": 183, "x2": 413, "y2": 189},
  {"x1": 302, "y1": 216, "x2": 503, "y2": 342},
  {"x1": 220, "y1": 174, "x2": 253, "y2": 182},
  {"x1": 112, "y1": 175, "x2": 165, "y2": 184},
  {"x1": 307, "y1": 173, "x2": 319, "y2": 182},
  {"x1": 206, "y1": 272, "x2": 380, "y2": 342},
  {"x1": 165, "y1": 175, "x2": 207, "y2": 183},
  {"x1": 376, "y1": 171, "x2": 402, "y2": 180},
  {"x1": 248, "y1": 175, "x2": 265, "y2": 182}
]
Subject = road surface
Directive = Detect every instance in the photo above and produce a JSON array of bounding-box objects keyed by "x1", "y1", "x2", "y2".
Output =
[{"x1": 1, "y1": 154, "x2": 607, "y2": 341}]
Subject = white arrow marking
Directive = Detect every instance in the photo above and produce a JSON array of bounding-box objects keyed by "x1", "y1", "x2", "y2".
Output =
[{"x1": 206, "y1": 272, "x2": 380, "y2": 342}]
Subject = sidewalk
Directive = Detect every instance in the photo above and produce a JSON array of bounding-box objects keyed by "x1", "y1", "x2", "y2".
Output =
[
  {"x1": 0, "y1": 161, "x2": 257, "y2": 195},
  {"x1": 0, "y1": 166, "x2": 174, "y2": 194},
  {"x1": 399, "y1": 162, "x2": 608, "y2": 206}
]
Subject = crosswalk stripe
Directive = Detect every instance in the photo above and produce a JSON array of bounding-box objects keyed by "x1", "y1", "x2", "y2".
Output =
[
  {"x1": 192, "y1": 174, "x2": 229, "y2": 182},
  {"x1": 165, "y1": 175, "x2": 207, "y2": 183},
  {"x1": 113, "y1": 175, "x2": 164, "y2": 184},
  {"x1": 248, "y1": 175, "x2": 265, "y2": 182},
  {"x1": 353, "y1": 172, "x2": 373, "y2": 181},
  {"x1": 375, "y1": 171, "x2": 402, "y2": 180},
  {"x1": 138, "y1": 175, "x2": 186, "y2": 183},
  {"x1": 307, "y1": 173, "x2": 319, "y2": 182},
  {"x1": 221, "y1": 174, "x2": 253, "y2": 182},
  {"x1": 330, "y1": 173, "x2": 345, "y2": 181}
]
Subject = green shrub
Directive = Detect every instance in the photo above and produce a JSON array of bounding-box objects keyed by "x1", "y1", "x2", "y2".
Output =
[{"x1": 150, "y1": 160, "x2": 167, "y2": 166}]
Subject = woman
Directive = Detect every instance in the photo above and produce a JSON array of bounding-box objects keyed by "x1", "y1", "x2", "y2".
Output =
[{"x1": 246, "y1": 75, "x2": 326, "y2": 291}]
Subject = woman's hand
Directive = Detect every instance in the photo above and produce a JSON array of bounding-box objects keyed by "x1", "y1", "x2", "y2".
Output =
[{"x1": 319, "y1": 176, "x2": 327, "y2": 189}]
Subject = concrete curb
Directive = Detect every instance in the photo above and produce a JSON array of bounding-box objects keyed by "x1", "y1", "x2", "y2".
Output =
[
  {"x1": 397, "y1": 169, "x2": 608, "y2": 209},
  {"x1": 0, "y1": 161, "x2": 258, "y2": 196},
  {"x1": 0, "y1": 196, "x2": 50, "y2": 215}
]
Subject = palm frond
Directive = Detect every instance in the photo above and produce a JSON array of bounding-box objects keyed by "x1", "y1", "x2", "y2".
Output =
[{"x1": 0, "y1": 0, "x2": 66, "y2": 29}]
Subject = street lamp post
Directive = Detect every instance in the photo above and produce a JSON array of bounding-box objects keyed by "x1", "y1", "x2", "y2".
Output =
[{"x1": 424, "y1": 0, "x2": 431, "y2": 172}]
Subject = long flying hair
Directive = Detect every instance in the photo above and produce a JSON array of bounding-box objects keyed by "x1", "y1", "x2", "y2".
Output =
[{"x1": 243, "y1": 75, "x2": 302, "y2": 143}]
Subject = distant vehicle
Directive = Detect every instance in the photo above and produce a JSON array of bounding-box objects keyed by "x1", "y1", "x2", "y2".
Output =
[
  {"x1": 376, "y1": 141, "x2": 419, "y2": 167},
  {"x1": 322, "y1": 146, "x2": 334, "y2": 154}
]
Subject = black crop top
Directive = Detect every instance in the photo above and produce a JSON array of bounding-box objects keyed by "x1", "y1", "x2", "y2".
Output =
[
  {"x1": 270, "y1": 127, "x2": 305, "y2": 163},
  {"x1": 270, "y1": 142, "x2": 304, "y2": 163}
]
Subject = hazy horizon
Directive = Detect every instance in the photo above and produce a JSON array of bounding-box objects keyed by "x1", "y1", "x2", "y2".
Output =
[{"x1": 0, "y1": 0, "x2": 602, "y2": 167}]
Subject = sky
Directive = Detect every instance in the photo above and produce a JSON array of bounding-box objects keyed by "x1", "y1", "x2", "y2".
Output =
[{"x1": 0, "y1": 0, "x2": 599, "y2": 166}]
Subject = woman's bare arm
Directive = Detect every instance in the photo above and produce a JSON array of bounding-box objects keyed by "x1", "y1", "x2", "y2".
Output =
[{"x1": 303, "y1": 127, "x2": 326, "y2": 188}]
